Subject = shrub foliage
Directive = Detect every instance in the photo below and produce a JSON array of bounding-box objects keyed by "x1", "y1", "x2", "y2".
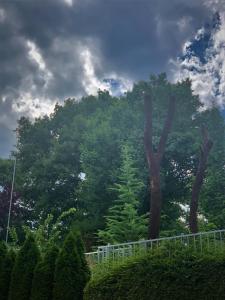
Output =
[
  {"x1": 0, "y1": 247, "x2": 15, "y2": 300},
  {"x1": 53, "y1": 232, "x2": 90, "y2": 300},
  {"x1": 31, "y1": 245, "x2": 59, "y2": 300},
  {"x1": 9, "y1": 234, "x2": 40, "y2": 300},
  {"x1": 84, "y1": 251, "x2": 225, "y2": 300}
]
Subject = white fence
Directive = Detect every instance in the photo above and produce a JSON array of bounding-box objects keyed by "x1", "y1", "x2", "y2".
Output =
[{"x1": 85, "y1": 229, "x2": 225, "y2": 265}]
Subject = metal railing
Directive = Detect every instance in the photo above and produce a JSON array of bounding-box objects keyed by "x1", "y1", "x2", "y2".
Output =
[{"x1": 85, "y1": 229, "x2": 225, "y2": 266}]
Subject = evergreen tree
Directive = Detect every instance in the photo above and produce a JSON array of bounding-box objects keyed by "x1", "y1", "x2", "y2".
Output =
[
  {"x1": 9, "y1": 234, "x2": 40, "y2": 300},
  {"x1": 74, "y1": 231, "x2": 91, "y2": 287},
  {"x1": 30, "y1": 245, "x2": 59, "y2": 300},
  {"x1": 0, "y1": 241, "x2": 7, "y2": 269},
  {"x1": 53, "y1": 233, "x2": 83, "y2": 300},
  {"x1": 98, "y1": 144, "x2": 148, "y2": 244},
  {"x1": 0, "y1": 249, "x2": 16, "y2": 300}
]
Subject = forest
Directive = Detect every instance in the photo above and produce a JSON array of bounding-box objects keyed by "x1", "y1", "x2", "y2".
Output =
[{"x1": 0, "y1": 74, "x2": 225, "y2": 250}]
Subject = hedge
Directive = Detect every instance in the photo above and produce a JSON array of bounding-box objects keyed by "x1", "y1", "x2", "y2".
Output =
[
  {"x1": 53, "y1": 232, "x2": 87, "y2": 300},
  {"x1": 84, "y1": 251, "x2": 225, "y2": 300},
  {"x1": 0, "y1": 248, "x2": 15, "y2": 300},
  {"x1": 30, "y1": 245, "x2": 59, "y2": 300},
  {"x1": 9, "y1": 234, "x2": 40, "y2": 300}
]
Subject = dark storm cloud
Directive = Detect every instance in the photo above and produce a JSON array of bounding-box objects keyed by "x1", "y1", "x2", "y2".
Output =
[{"x1": 0, "y1": 0, "x2": 217, "y2": 156}]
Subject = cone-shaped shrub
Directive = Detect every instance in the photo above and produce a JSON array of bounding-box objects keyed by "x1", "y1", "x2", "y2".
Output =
[
  {"x1": 74, "y1": 231, "x2": 91, "y2": 287},
  {"x1": 9, "y1": 234, "x2": 40, "y2": 300},
  {"x1": 53, "y1": 232, "x2": 83, "y2": 300},
  {"x1": 30, "y1": 245, "x2": 59, "y2": 300},
  {"x1": 0, "y1": 241, "x2": 7, "y2": 269},
  {"x1": 0, "y1": 249, "x2": 16, "y2": 300}
]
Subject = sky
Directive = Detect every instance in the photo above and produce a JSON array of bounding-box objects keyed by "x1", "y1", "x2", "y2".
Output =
[{"x1": 0, "y1": 0, "x2": 225, "y2": 157}]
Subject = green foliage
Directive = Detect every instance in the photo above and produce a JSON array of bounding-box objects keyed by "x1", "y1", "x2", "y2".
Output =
[
  {"x1": 20, "y1": 207, "x2": 77, "y2": 251},
  {"x1": 1, "y1": 74, "x2": 224, "y2": 244},
  {"x1": 98, "y1": 144, "x2": 148, "y2": 243},
  {"x1": 0, "y1": 249, "x2": 16, "y2": 300},
  {"x1": 0, "y1": 241, "x2": 8, "y2": 300},
  {"x1": 53, "y1": 232, "x2": 87, "y2": 300},
  {"x1": 74, "y1": 231, "x2": 91, "y2": 286},
  {"x1": 0, "y1": 241, "x2": 7, "y2": 268},
  {"x1": 84, "y1": 251, "x2": 225, "y2": 300},
  {"x1": 30, "y1": 245, "x2": 59, "y2": 300},
  {"x1": 9, "y1": 234, "x2": 40, "y2": 300}
]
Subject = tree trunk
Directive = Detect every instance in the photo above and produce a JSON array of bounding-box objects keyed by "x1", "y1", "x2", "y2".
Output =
[
  {"x1": 144, "y1": 92, "x2": 176, "y2": 239},
  {"x1": 189, "y1": 127, "x2": 213, "y2": 233},
  {"x1": 149, "y1": 161, "x2": 161, "y2": 239}
]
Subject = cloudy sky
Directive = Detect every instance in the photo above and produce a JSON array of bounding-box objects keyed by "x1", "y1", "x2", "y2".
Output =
[{"x1": 0, "y1": 0, "x2": 225, "y2": 157}]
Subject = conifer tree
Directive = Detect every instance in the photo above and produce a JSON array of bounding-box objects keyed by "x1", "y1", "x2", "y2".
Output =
[
  {"x1": 30, "y1": 245, "x2": 59, "y2": 300},
  {"x1": 9, "y1": 234, "x2": 40, "y2": 300},
  {"x1": 53, "y1": 233, "x2": 83, "y2": 300},
  {"x1": 98, "y1": 144, "x2": 148, "y2": 244},
  {"x1": 0, "y1": 249, "x2": 16, "y2": 300},
  {"x1": 74, "y1": 231, "x2": 91, "y2": 288},
  {"x1": 0, "y1": 241, "x2": 7, "y2": 269}
]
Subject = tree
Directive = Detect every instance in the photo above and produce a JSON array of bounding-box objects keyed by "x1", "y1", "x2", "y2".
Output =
[
  {"x1": 9, "y1": 234, "x2": 40, "y2": 300},
  {"x1": 142, "y1": 75, "x2": 204, "y2": 238},
  {"x1": 74, "y1": 231, "x2": 91, "y2": 289},
  {"x1": 22, "y1": 207, "x2": 77, "y2": 251},
  {"x1": 0, "y1": 249, "x2": 15, "y2": 300},
  {"x1": 30, "y1": 245, "x2": 59, "y2": 300},
  {"x1": 189, "y1": 126, "x2": 213, "y2": 233},
  {"x1": 10, "y1": 74, "x2": 225, "y2": 245},
  {"x1": 53, "y1": 233, "x2": 84, "y2": 300},
  {"x1": 144, "y1": 90, "x2": 175, "y2": 239},
  {"x1": 98, "y1": 145, "x2": 148, "y2": 244}
]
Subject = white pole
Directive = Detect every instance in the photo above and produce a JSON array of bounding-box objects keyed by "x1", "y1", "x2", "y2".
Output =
[{"x1": 5, "y1": 157, "x2": 17, "y2": 244}]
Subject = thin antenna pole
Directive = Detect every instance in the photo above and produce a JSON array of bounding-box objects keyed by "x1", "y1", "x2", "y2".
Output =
[{"x1": 6, "y1": 157, "x2": 17, "y2": 244}]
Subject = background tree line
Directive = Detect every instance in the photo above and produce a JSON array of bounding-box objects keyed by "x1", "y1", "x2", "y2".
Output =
[{"x1": 0, "y1": 74, "x2": 225, "y2": 248}]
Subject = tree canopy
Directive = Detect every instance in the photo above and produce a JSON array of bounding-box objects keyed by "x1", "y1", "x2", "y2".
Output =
[{"x1": 1, "y1": 74, "x2": 224, "y2": 246}]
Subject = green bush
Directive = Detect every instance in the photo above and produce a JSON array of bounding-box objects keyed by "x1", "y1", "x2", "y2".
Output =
[
  {"x1": 53, "y1": 232, "x2": 84, "y2": 300},
  {"x1": 30, "y1": 245, "x2": 59, "y2": 300},
  {"x1": 84, "y1": 251, "x2": 225, "y2": 300},
  {"x1": 0, "y1": 248, "x2": 15, "y2": 300},
  {"x1": 9, "y1": 234, "x2": 40, "y2": 300}
]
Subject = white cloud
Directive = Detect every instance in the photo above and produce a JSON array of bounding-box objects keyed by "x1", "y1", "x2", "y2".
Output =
[
  {"x1": 63, "y1": 0, "x2": 73, "y2": 6},
  {"x1": 80, "y1": 45, "x2": 132, "y2": 96},
  {"x1": 171, "y1": 12, "x2": 225, "y2": 108},
  {"x1": 0, "y1": 8, "x2": 6, "y2": 23},
  {"x1": 27, "y1": 40, "x2": 53, "y2": 84},
  {"x1": 80, "y1": 47, "x2": 109, "y2": 95},
  {"x1": 12, "y1": 92, "x2": 56, "y2": 119}
]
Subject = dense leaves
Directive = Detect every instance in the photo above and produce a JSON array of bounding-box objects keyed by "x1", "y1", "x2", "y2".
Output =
[
  {"x1": 30, "y1": 245, "x2": 59, "y2": 300},
  {"x1": 53, "y1": 232, "x2": 90, "y2": 300},
  {"x1": 98, "y1": 144, "x2": 148, "y2": 243},
  {"x1": 84, "y1": 251, "x2": 225, "y2": 300},
  {"x1": 0, "y1": 74, "x2": 224, "y2": 245},
  {"x1": 0, "y1": 249, "x2": 15, "y2": 300},
  {"x1": 9, "y1": 235, "x2": 40, "y2": 300}
]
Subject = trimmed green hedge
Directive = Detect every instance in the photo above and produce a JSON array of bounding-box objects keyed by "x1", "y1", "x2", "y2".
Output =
[
  {"x1": 9, "y1": 235, "x2": 40, "y2": 300},
  {"x1": 84, "y1": 252, "x2": 225, "y2": 300},
  {"x1": 30, "y1": 245, "x2": 59, "y2": 300}
]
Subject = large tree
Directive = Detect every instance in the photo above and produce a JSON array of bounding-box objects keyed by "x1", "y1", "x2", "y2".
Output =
[
  {"x1": 142, "y1": 75, "x2": 203, "y2": 238},
  {"x1": 8, "y1": 74, "x2": 225, "y2": 245}
]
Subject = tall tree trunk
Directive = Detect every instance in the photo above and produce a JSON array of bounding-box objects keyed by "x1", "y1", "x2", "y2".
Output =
[
  {"x1": 144, "y1": 92, "x2": 176, "y2": 239},
  {"x1": 149, "y1": 160, "x2": 161, "y2": 239},
  {"x1": 189, "y1": 126, "x2": 213, "y2": 233}
]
